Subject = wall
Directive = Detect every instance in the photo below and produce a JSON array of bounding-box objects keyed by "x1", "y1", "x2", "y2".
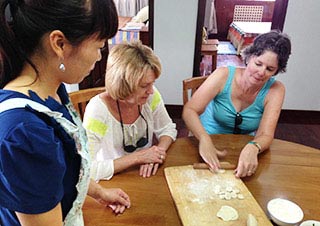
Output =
[
  {"x1": 279, "y1": 0, "x2": 320, "y2": 110},
  {"x1": 153, "y1": 0, "x2": 198, "y2": 105}
]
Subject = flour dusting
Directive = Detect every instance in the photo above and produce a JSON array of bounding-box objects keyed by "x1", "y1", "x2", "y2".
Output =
[{"x1": 178, "y1": 168, "x2": 243, "y2": 203}]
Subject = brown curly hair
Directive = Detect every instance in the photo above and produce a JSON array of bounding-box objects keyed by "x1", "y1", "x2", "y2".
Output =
[{"x1": 241, "y1": 30, "x2": 291, "y2": 75}]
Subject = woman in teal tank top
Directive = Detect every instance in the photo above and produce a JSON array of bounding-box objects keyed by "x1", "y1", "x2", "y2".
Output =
[{"x1": 183, "y1": 30, "x2": 291, "y2": 178}]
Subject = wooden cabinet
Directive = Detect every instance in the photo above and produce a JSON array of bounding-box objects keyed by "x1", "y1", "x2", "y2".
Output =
[
  {"x1": 139, "y1": 26, "x2": 150, "y2": 46},
  {"x1": 79, "y1": 47, "x2": 108, "y2": 89},
  {"x1": 211, "y1": 0, "x2": 275, "y2": 41}
]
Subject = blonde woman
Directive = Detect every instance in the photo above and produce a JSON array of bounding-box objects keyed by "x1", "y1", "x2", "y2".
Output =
[{"x1": 83, "y1": 41, "x2": 177, "y2": 181}]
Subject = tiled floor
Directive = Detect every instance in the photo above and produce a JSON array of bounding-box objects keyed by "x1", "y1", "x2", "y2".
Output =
[
  {"x1": 200, "y1": 54, "x2": 245, "y2": 76},
  {"x1": 217, "y1": 54, "x2": 245, "y2": 68}
]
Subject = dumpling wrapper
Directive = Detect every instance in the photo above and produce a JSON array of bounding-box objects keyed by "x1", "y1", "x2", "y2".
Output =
[
  {"x1": 216, "y1": 205, "x2": 239, "y2": 221},
  {"x1": 247, "y1": 213, "x2": 258, "y2": 226}
]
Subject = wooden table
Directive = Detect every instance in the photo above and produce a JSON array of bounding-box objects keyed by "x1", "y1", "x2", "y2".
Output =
[{"x1": 83, "y1": 135, "x2": 320, "y2": 225}]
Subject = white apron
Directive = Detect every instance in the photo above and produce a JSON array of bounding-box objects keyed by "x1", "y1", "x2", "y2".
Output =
[{"x1": 0, "y1": 98, "x2": 90, "y2": 226}]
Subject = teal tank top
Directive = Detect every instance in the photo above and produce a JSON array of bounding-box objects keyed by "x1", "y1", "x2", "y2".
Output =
[{"x1": 200, "y1": 66, "x2": 275, "y2": 134}]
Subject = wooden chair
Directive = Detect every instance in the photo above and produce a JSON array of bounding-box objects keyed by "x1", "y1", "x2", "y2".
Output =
[
  {"x1": 69, "y1": 87, "x2": 105, "y2": 120},
  {"x1": 182, "y1": 76, "x2": 208, "y2": 105},
  {"x1": 233, "y1": 5, "x2": 264, "y2": 22}
]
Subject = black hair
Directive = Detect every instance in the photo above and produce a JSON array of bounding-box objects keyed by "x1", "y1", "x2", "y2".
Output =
[
  {"x1": 0, "y1": 0, "x2": 118, "y2": 88},
  {"x1": 241, "y1": 30, "x2": 291, "y2": 75}
]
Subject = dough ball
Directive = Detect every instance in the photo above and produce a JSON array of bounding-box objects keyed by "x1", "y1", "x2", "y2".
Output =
[{"x1": 247, "y1": 213, "x2": 258, "y2": 226}]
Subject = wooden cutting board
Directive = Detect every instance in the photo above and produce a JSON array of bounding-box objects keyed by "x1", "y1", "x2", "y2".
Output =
[{"x1": 164, "y1": 165, "x2": 272, "y2": 226}]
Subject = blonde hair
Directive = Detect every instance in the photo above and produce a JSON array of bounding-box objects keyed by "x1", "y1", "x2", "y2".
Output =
[{"x1": 105, "y1": 41, "x2": 161, "y2": 99}]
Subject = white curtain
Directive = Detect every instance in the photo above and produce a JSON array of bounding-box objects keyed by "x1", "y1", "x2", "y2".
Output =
[
  {"x1": 204, "y1": 0, "x2": 217, "y2": 34},
  {"x1": 113, "y1": 0, "x2": 148, "y2": 17}
]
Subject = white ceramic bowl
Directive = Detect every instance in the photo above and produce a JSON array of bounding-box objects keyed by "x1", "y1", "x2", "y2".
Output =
[
  {"x1": 300, "y1": 220, "x2": 320, "y2": 226},
  {"x1": 267, "y1": 198, "x2": 304, "y2": 226}
]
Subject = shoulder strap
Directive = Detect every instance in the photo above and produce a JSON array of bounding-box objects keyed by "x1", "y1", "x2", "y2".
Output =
[
  {"x1": 0, "y1": 96, "x2": 79, "y2": 138},
  {"x1": 221, "y1": 66, "x2": 236, "y2": 92},
  {"x1": 0, "y1": 98, "x2": 52, "y2": 114}
]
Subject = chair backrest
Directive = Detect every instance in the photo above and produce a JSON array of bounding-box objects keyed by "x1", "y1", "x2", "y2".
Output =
[
  {"x1": 233, "y1": 5, "x2": 264, "y2": 22},
  {"x1": 69, "y1": 87, "x2": 105, "y2": 120},
  {"x1": 182, "y1": 76, "x2": 208, "y2": 105}
]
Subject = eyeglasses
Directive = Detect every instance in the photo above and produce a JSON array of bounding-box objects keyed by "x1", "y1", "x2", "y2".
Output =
[
  {"x1": 233, "y1": 112, "x2": 242, "y2": 134},
  {"x1": 116, "y1": 100, "x2": 149, "y2": 153}
]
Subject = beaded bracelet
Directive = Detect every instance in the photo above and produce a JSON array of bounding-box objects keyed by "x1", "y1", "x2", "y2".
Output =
[{"x1": 248, "y1": 141, "x2": 262, "y2": 154}]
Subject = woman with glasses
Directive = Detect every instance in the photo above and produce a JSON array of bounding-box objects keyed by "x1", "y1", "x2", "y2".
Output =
[
  {"x1": 183, "y1": 30, "x2": 291, "y2": 178},
  {"x1": 83, "y1": 41, "x2": 177, "y2": 181}
]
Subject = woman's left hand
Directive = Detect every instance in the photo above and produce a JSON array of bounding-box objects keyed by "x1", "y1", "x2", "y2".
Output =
[
  {"x1": 94, "y1": 187, "x2": 131, "y2": 214},
  {"x1": 234, "y1": 144, "x2": 259, "y2": 178}
]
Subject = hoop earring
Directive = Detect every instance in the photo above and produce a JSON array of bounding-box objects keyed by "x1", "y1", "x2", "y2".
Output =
[{"x1": 59, "y1": 63, "x2": 66, "y2": 72}]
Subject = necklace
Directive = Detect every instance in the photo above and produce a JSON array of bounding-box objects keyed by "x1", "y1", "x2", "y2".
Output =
[{"x1": 116, "y1": 100, "x2": 149, "y2": 152}]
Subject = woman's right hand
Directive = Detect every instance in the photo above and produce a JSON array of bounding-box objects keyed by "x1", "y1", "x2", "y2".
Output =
[
  {"x1": 199, "y1": 135, "x2": 227, "y2": 172},
  {"x1": 135, "y1": 145, "x2": 166, "y2": 178},
  {"x1": 99, "y1": 188, "x2": 131, "y2": 214},
  {"x1": 88, "y1": 180, "x2": 131, "y2": 215}
]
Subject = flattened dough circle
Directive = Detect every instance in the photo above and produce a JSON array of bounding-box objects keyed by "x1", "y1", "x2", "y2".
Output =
[{"x1": 216, "y1": 205, "x2": 239, "y2": 221}]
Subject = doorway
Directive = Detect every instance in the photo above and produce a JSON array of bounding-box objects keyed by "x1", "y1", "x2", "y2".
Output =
[{"x1": 193, "y1": 0, "x2": 289, "y2": 75}]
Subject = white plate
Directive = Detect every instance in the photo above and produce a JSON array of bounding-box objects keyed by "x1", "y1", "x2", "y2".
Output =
[
  {"x1": 300, "y1": 220, "x2": 320, "y2": 226},
  {"x1": 267, "y1": 198, "x2": 304, "y2": 225}
]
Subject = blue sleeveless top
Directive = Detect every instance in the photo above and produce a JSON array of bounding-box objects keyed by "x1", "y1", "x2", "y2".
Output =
[{"x1": 200, "y1": 66, "x2": 275, "y2": 135}]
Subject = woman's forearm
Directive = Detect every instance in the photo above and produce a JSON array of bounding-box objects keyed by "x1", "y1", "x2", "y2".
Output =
[
  {"x1": 182, "y1": 107, "x2": 209, "y2": 140},
  {"x1": 87, "y1": 179, "x2": 103, "y2": 199},
  {"x1": 113, "y1": 154, "x2": 141, "y2": 174},
  {"x1": 16, "y1": 203, "x2": 63, "y2": 226},
  {"x1": 250, "y1": 134, "x2": 274, "y2": 154},
  {"x1": 157, "y1": 135, "x2": 173, "y2": 151}
]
